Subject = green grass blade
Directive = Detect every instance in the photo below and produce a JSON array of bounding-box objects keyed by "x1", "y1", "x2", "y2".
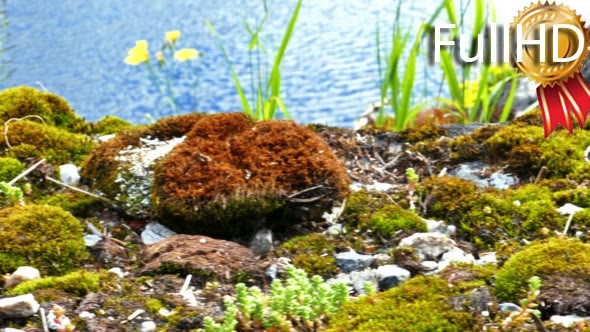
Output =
[
  {"x1": 473, "y1": 0, "x2": 485, "y2": 37},
  {"x1": 206, "y1": 20, "x2": 252, "y2": 116},
  {"x1": 397, "y1": 25, "x2": 424, "y2": 131},
  {"x1": 266, "y1": 0, "x2": 302, "y2": 117},
  {"x1": 469, "y1": 64, "x2": 490, "y2": 122},
  {"x1": 498, "y1": 74, "x2": 519, "y2": 122},
  {"x1": 440, "y1": 50, "x2": 463, "y2": 112}
]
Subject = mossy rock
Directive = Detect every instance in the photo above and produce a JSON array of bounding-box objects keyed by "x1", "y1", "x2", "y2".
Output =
[
  {"x1": 422, "y1": 177, "x2": 564, "y2": 248},
  {"x1": 325, "y1": 276, "x2": 479, "y2": 331},
  {"x1": 494, "y1": 237, "x2": 590, "y2": 301},
  {"x1": 35, "y1": 192, "x2": 105, "y2": 218},
  {"x1": 0, "y1": 86, "x2": 88, "y2": 133},
  {"x1": 0, "y1": 157, "x2": 24, "y2": 182},
  {"x1": 397, "y1": 124, "x2": 448, "y2": 144},
  {"x1": 153, "y1": 113, "x2": 350, "y2": 238},
  {"x1": 0, "y1": 204, "x2": 88, "y2": 275},
  {"x1": 1, "y1": 120, "x2": 95, "y2": 164},
  {"x1": 6, "y1": 270, "x2": 107, "y2": 297},
  {"x1": 368, "y1": 204, "x2": 426, "y2": 237},
  {"x1": 276, "y1": 233, "x2": 339, "y2": 277},
  {"x1": 92, "y1": 115, "x2": 133, "y2": 135},
  {"x1": 82, "y1": 113, "x2": 205, "y2": 200}
]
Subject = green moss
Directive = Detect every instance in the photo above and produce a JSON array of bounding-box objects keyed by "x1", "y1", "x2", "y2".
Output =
[
  {"x1": 553, "y1": 188, "x2": 590, "y2": 208},
  {"x1": 341, "y1": 190, "x2": 384, "y2": 229},
  {"x1": 369, "y1": 204, "x2": 426, "y2": 237},
  {"x1": 2, "y1": 120, "x2": 95, "y2": 164},
  {"x1": 0, "y1": 204, "x2": 88, "y2": 275},
  {"x1": 484, "y1": 125, "x2": 544, "y2": 159},
  {"x1": 0, "y1": 86, "x2": 89, "y2": 132},
  {"x1": 538, "y1": 130, "x2": 590, "y2": 179},
  {"x1": 325, "y1": 276, "x2": 478, "y2": 332},
  {"x1": 277, "y1": 233, "x2": 338, "y2": 277},
  {"x1": 422, "y1": 176, "x2": 479, "y2": 223},
  {"x1": 7, "y1": 270, "x2": 105, "y2": 296},
  {"x1": 494, "y1": 238, "x2": 590, "y2": 301},
  {"x1": 397, "y1": 124, "x2": 448, "y2": 144},
  {"x1": 35, "y1": 192, "x2": 105, "y2": 218},
  {"x1": 93, "y1": 115, "x2": 133, "y2": 135},
  {"x1": 144, "y1": 298, "x2": 164, "y2": 315},
  {"x1": 0, "y1": 157, "x2": 24, "y2": 182}
]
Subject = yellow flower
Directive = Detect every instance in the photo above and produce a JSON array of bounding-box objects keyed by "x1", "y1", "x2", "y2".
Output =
[
  {"x1": 174, "y1": 48, "x2": 199, "y2": 62},
  {"x1": 124, "y1": 40, "x2": 149, "y2": 65},
  {"x1": 155, "y1": 51, "x2": 165, "y2": 65},
  {"x1": 165, "y1": 30, "x2": 181, "y2": 43}
]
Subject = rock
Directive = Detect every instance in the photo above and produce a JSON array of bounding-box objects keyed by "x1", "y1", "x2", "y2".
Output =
[
  {"x1": 59, "y1": 164, "x2": 81, "y2": 185},
  {"x1": 141, "y1": 222, "x2": 177, "y2": 245},
  {"x1": 84, "y1": 234, "x2": 102, "y2": 247},
  {"x1": 328, "y1": 270, "x2": 378, "y2": 295},
  {"x1": 425, "y1": 219, "x2": 455, "y2": 236},
  {"x1": 0, "y1": 294, "x2": 39, "y2": 317},
  {"x1": 398, "y1": 233, "x2": 455, "y2": 261},
  {"x1": 376, "y1": 264, "x2": 411, "y2": 291},
  {"x1": 422, "y1": 261, "x2": 439, "y2": 274},
  {"x1": 4, "y1": 266, "x2": 40, "y2": 289},
  {"x1": 550, "y1": 315, "x2": 590, "y2": 328},
  {"x1": 249, "y1": 228, "x2": 273, "y2": 257},
  {"x1": 265, "y1": 264, "x2": 278, "y2": 280},
  {"x1": 557, "y1": 203, "x2": 584, "y2": 216},
  {"x1": 108, "y1": 267, "x2": 125, "y2": 278},
  {"x1": 498, "y1": 302, "x2": 521, "y2": 312},
  {"x1": 335, "y1": 250, "x2": 374, "y2": 273},
  {"x1": 442, "y1": 123, "x2": 497, "y2": 138},
  {"x1": 140, "y1": 235, "x2": 263, "y2": 283},
  {"x1": 449, "y1": 161, "x2": 489, "y2": 187},
  {"x1": 475, "y1": 252, "x2": 497, "y2": 266},
  {"x1": 89, "y1": 238, "x2": 129, "y2": 268},
  {"x1": 438, "y1": 247, "x2": 475, "y2": 270},
  {"x1": 97, "y1": 134, "x2": 116, "y2": 143},
  {"x1": 139, "y1": 321, "x2": 157, "y2": 332},
  {"x1": 371, "y1": 253, "x2": 391, "y2": 265},
  {"x1": 488, "y1": 172, "x2": 518, "y2": 190},
  {"x1": 325, "y1": 223, "x2": 345, "y2": 236},
  {"x1": 1, "y1": 329, "x2": 25, "y2": 332},
  {"x1": 467, "y1": 287, "x2": 492, "y2": 314}
]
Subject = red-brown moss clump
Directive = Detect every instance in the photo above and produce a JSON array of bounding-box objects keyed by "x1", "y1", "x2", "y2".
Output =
[{"x1": 153, "y1": 113, "x2": 350, "y2": 237}]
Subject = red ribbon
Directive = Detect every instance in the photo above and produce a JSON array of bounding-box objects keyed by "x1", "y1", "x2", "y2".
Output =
[{"x1": 537, "y1": 73, "x2": 590, "y2": 137}]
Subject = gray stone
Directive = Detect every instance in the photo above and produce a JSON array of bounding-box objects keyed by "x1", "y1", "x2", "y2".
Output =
[
  {"x1": 498, "y1": 302, "x2": 521, "y2": 312},
  {"x1": 335, "y1": 250, "x2": 374, "y2": 273},
  {"x1": 449, "y1": 161, "x2": 489, "y2": 186},
  {"x1": 475, "y1": 252, "x2": 497, "y2": 266},
  {"x1": 398, "y1": 233, "x2": 455, "y2": 261},
  {"x1": 249, "y1": 228, "x2": 273, "y2": 257},
  {"x1": 265, "y1": 264, "x2": 278, "y2": 280},
  {"x1": 438, "y1": 247, "x2": 475, "y2": 270},
  {"x1": 328, "y1": 270, "x2": 378, "y2": 295},
  {"x1": 4, "y1": 266, "x2": 40, "y2": 289},
  {"x1": 442, "y1": 123, "x2": 498, "y2": 138},
  {"x1": 488, "y1": 172, "x2": 517, "y2": 190},
  {"x1": 141, "y1": 222, "x2": 176, "y2": 245},
  {"x1": 376, "y1": 264, "x2": 410, "y2": 290},
  {"x1": 84, "y1": 234, "x2": 102, "y2": 247},
  {"x1": 425, "y1": 219, "x2": 455, "y2": 236},
  {"x1": 59, "y1": 164, "x2": 81, "y2": 185},
  {"x1": 0, "y1": 294, "x2": 39, "y2": 317}
]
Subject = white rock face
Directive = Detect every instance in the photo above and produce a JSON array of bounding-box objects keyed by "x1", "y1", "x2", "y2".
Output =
[
  {"x1": 114, "y1": 136, "x2": 186, "y2": 217},
  {"x1": 59, "y1": 164, "x2": 81, "y2": 185},
  {"x1": 398, "y1": 232, "x2": 455, "y2": 261},
  {"x1": 4, "y1": 267, "x2": 40, "y2": 289},
  {"x1": 141, "y1": 222, "x2": 177, "y2": 245},
  {"x1": 438, "y1": 247, "x2": 475, "y2": 270},
  {"x1": 139, "y1": 320, "x2": 157, "y2": 332},
  {"x1": 0, "y1": 294, "x2": 39, "y2": 317}
]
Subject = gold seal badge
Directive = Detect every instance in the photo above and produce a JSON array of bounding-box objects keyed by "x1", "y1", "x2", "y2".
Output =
[{"x1": 511, "y1": 2, "x2": 590, "y2": 87}]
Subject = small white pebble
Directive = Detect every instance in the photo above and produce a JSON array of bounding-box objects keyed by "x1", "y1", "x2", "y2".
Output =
[
  {"x1": 108, "y1": 267, "x2": 125, "y2": 278},
  {"x1": 79, "y1": 311, "x2": 95, "y2": 319},
  {"x1": 139, "y1": 321, "x2": 156, "y2": 332}
]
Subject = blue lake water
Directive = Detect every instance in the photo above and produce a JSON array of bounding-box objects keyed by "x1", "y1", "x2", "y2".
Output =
[{"x1": 2, "y1": 0, "x2": 472, "y2": 127}]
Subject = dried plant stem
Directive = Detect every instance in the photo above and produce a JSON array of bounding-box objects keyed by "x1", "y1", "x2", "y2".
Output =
[
  {"x1": 8, "y1": 158, "x2": 46, "y2": 185},
  {"x1": 45, "y1": 175, "x2": 114, "y2": 205},
  {"x1": 4, "y1": 115, "x2": 46, "y2": 149}
]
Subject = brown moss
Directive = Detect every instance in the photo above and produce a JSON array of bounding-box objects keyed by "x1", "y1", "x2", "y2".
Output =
[
  {"x1": 421, "y1": 176, "x2": 479, "y2": 223},
  {"x1": 153, "y1": 113, "x2": 350, "y2": 237}
]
